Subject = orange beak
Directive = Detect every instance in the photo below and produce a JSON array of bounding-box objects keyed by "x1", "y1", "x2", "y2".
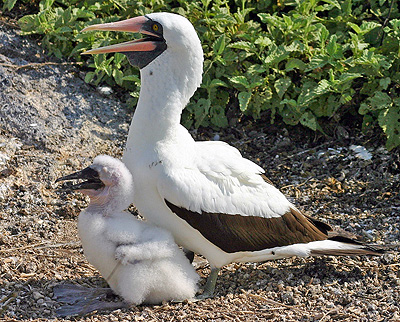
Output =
[{"x1": 81, "y1": 16, "x2": 161, "y2": 55}]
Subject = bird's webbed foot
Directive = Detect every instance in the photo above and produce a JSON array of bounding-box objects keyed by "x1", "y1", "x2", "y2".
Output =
[
  {"x1": 53, "y1": 283, "x2": 128, "y2": 317},
  {"x1": 53, "y1": 283, "x2": 113, "y2": 304},
  {"x1": 195, "y1": 267, "x2": 220, "y2": 300},
  {"x1": 56, "y1": 298, "x2": 129, "y2": 317}
]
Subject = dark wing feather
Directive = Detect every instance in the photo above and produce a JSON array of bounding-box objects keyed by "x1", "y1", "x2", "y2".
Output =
[{"x1": 165, "y1": 200, "x2": 329, "y2": 253}]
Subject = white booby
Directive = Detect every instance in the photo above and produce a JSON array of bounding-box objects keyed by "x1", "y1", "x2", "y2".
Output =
[
  {"x1": 81, "y1": 13, "x2": 383, "y2": 297},
  {"x1": 55, "y1": 155, "x2": 199, "y2": 316}
]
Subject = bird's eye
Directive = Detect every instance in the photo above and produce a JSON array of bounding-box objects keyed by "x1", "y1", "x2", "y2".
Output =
[{"x1": 152, "y1": 23, "x2": 159, "y2": 32}]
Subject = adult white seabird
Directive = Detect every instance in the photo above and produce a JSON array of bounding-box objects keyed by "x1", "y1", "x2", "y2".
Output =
[
  {"x1": 55, "y1": 155, "x2": 199, "y2": 316},
  {"x1": 81, "y1": 13, "x2": 383, "y2": 297}
]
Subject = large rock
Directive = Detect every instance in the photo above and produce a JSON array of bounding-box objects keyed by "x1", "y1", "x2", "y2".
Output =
[{"x1": 0, "y1": 24, "x2": 130, "y2": 155}]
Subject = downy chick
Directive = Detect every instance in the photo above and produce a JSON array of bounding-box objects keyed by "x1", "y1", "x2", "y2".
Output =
[{"x1": 55, "y1": 155, "x2": 199, "y2": 316}]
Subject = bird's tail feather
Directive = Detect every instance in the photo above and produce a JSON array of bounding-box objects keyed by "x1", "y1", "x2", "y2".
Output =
[{"x1": 309, "y1": 237, "x2": 385, "y2": 257}]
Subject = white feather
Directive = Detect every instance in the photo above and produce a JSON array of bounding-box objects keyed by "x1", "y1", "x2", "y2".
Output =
[
  {"x1": 120, "y1": 13, "x2": 299, "y2": 268},
  {"x1": 121, "y1": 13, "x2": 372, "y2": 270},
  {"x1": 157, "y1": 140, "x2": 291, "y2": 218},
  {"x1": 77, "y1": 156, "x2": 199, "y2": 304},
  {"x1": 234, "y1": 240, "x2": 372, "y2": 263}
]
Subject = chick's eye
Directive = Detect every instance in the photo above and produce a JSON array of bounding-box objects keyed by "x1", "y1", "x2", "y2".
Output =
[{"x1": 152, "y1": 23, "x2": 159, "y2": 32}]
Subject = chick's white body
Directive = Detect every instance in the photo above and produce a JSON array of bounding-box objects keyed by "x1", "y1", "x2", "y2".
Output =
[{"x1": 77, "y1": 155, "x2": 199, "y2": 304}]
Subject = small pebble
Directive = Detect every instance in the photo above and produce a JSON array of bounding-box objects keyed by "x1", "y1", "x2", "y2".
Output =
[
  {"x1": 32, "y1": 291, "x2": 43, "y2": 301},
  {"x1": 97, "y1": 86, "x2": 113, "y2": 95}
]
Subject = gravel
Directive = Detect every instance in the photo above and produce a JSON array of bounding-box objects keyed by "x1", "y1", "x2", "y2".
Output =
[{"x1": 0, "y1": 18, "x2": 399, "y2": 322}]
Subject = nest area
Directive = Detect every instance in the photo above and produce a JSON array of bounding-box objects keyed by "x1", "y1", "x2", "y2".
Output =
[{"x1": 0, "y1": 20, "x2": 399, "y2": 322}]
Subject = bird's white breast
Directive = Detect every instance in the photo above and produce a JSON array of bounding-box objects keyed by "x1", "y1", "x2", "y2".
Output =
[{"x1": 77, "y1": 210, "x2": 120, "y2": 289}]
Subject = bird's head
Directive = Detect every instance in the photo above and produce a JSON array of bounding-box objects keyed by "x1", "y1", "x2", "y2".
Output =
[
  {"x1": 81, "y1": 13, "x2": 204, "y2": 105},
  {"x1": 81, "y1": 12, "x2": 203, "y2": 70},
  {"x1": 56, "y1": 155, "x2": 134, "y2": 213}
]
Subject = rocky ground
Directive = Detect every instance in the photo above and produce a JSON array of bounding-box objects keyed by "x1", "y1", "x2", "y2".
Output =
[{"x1": 0, "y1": 16, "x2": 399, "y2": 322}]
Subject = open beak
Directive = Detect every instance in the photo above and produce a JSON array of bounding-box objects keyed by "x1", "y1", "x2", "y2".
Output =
[
  {"x1": 56, "y1": 167, "x2": 104, "y2": 191},
  {"x1": 80, "y1": 15, "x2": 167, "y2": 68}
]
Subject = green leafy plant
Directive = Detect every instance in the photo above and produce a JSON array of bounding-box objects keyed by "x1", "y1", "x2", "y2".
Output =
[
  {"x1": 2, "y1": 0, "x2": 17, "y2": 11},
  {"x1": 5, "y1": 0, "x2": 400, "y2": 150}
]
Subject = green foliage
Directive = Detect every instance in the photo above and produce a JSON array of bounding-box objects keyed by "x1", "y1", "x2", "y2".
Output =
[
  {"x1": 2, "y1": 0, "x2": 33, "y2": 12},
  {"x1": 2, "y1": 0, "x2": 17, "y2": 11},
  {"x1": 7, "y1": 0, "x2": 400, "y2": 150}
]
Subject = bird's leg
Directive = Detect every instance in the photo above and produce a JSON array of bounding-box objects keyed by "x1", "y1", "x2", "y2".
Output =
[{"x1": 197, "y1": 267, "x2": 220, "y2": 299}]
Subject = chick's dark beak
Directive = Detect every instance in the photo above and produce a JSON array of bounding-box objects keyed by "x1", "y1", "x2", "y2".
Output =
[{"x1": 56, "y1": 167, "x2": 104, "y2": 191}]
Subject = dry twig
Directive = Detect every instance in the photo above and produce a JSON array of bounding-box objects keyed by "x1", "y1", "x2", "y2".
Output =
[
  {"x1": 0, "y1": 241, "x2": 80, "y2": 253},
  {"x1": 241, "y1": 289, "x2": 304, "y2": 313}
]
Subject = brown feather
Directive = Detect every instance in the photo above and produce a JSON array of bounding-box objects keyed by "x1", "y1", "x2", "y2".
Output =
[{"x1": 165, "y1": 200, "x2": 329, "y2": 253}]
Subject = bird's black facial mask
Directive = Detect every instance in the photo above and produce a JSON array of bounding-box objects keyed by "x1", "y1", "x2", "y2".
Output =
[
  {"x1": 81, "y1": 15, "x2": 167, "y2": 69},
  {"x1": 123, "y1": 41, "x2": 167, "y2": 69},
  {"x1": 123, "y1": 17, "x2": 166, "y2": 69}
]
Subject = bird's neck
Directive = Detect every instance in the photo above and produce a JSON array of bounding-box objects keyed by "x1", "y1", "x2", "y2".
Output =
[
  {"x1": 128, "y1": 51, "x2": 202, "y2": 144},
  {"x1": 85, "y1": 187, "x2": 132, "y2": 216}
]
